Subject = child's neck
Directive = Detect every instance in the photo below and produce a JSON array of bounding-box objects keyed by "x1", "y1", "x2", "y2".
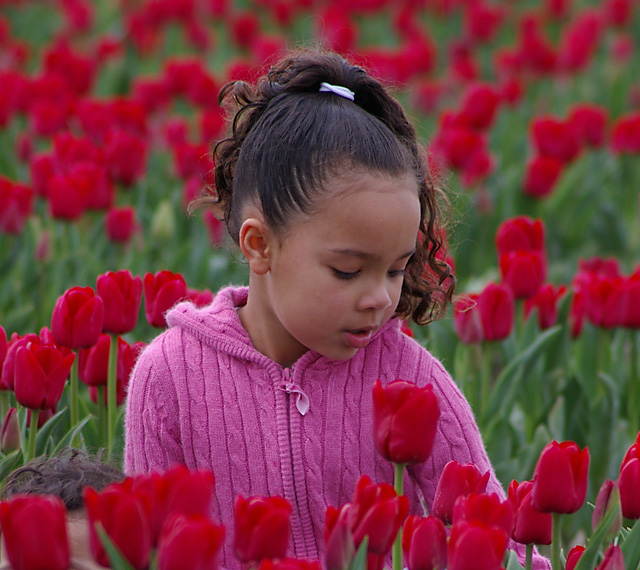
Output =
[{"x1": 237, "y1": 285, "x2": 308, "y2": 368}]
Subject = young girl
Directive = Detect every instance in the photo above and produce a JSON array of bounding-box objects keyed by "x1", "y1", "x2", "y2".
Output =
[{"x1": 124, "y1": 50, "x2": 548, "y2": 569}]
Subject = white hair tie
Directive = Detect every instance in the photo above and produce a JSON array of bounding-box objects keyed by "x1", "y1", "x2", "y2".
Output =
[{"x1": 319, "y1": 82, "x2": 355, "y2": 102}]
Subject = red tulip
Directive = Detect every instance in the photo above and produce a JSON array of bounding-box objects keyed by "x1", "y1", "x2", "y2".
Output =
[
  {"x1": 84, "y1": 479, "x2": 153, "y2": 570},
  {"x1": 234, "y1": 495, "x2": 292, "y2": 564},
  {"x1": 524, "y1": 283, "x2": 567, "y2": 329},
  {"x1": 566, "y1": 545, "x2": 586, "y2": 570},
  {"x1": 156, "y1": 513, "x2": 225, "y2": 570},
  {"x1": 452, "y1": 492, "x2": 514, "y2": 536},
  {"x1": 48, "y1": 171, "x2": 90, "y2": 220},
  {"x1": 495, "y1": 216, "x2": 546, "y2": 256},
  {"x1": 597, "y1": 545, "x2": 625, "y2": 570},
  {"x1": 477, "y1": 282, "x2": 514, "y2": 341},
  {"x1": 186, "y1": 287, "x2": 215, "y2": 308},
  {"x1": 621, "y1": 273, "x2": 640, "y2": 328},
  {"x1": 14, "y1": 342, "x2": 75, "y2": 410},
  {"x1": 96, "y1": 269, "x2": 143, "y2": 334},
  {"x1": 432, "y1": 461, "x2": 490, "y2": 524},
  {"x1": 402, "y1": 515, "x2": 447, "y2": 570},
  {"x1": 507, "y1": 480, "x2": 552, "y2": 545},
  {"x1": 617, "y1": 434, "x2": 640, "y2": 519},
  {"x1": 532, "y1": 440, "x2": 589, "y2": 514},
  {"x1": 0, "y1": 494, "x2": 70, "y2": 570},
  {"x1": 500, "y1": 251, "x2": 546, "y2": 299},
  {"x1": 105, "y1": 206, "x2": 138, "y2": 243},
  {"x1": 144, "y1": 270, "x2": 188, "y2": 328},
  {"x1": 568, "y1": 104, "x2": 608, "y2": 148},
  {"x1": 0, "y1": 406, "x2": 21, "y2": 453},
  {"x1": 0, "y1": 176, "x2": 34, "y2": 235},
  {"x1": 372, "y1": 379, "x2": 440, "y2": 465},
  {"x1": 523, "y1": 155, "x2": 564, "y2": 198},
  {"x1": 104, "y1": 129, "x2": 148, "y2": 186},
  {"x1": 0, "y1": 324, "x2": 6, "y2": 369},
  {"x1": 1, "y1": 333, "x2": 39, "y2": 391},
  {"x1": 131, "y1": 465, "x2": 216, "y2": 545},
  {"x1": 582, "y1": 274, "x2": 627, "y2": 328},
  {"x1": 457, "y1": 83, "x2": 501, "y2": 131},
  {"x1": 325, "y1": 504, "x2": 356, "y2": 570},
  {"x1": 447, "y1": 520, "x2": 508, "y2": 570},
  {"x1": 350, "y1": 475, "x2": 410, "y2": 570},
  {"x1": 464, "y1": 2, "x2": 505, "y2": 44},
  {"x1": 51, "y1": 286, "x2": 104, "y2": 349},
  {"x1": 531, "y1": 115, "x2": 581, "y2": 163},
  {"x1": 610, "y1": 112, "x2": 640, "y2": 154}
]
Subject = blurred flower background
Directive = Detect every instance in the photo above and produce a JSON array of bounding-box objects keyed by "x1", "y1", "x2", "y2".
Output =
[{"x1": 1, "y1": 0, "x2": 639, "y2": 551}]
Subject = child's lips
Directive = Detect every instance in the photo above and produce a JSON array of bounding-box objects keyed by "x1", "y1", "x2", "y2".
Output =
[{"x1": 343, "y1": 327, "x2": 377, "y2": 349}]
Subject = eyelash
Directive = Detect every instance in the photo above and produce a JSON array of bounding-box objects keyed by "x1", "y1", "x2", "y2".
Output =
[{"x1": 332, "y1": 269, "x2": 406, "y2": 280}]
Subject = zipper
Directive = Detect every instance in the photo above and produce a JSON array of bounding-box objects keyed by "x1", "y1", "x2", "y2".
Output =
[{"x1": 276, "y1": 367, "x2": 317, "y2": 559}]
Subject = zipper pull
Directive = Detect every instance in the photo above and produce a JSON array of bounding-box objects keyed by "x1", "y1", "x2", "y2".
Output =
[{"x1": 278, "y1": 382, "x2": 310, "y2": 416}]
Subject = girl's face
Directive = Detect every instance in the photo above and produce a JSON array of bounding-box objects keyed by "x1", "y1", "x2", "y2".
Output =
[{"x1": 242, "y1": 171, "x2": 421, "y2": 367}]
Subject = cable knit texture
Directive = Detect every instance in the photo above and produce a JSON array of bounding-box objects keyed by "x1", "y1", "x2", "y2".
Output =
[{"x1": 124, "y1": 285, "x2": 550, "y2": 570}]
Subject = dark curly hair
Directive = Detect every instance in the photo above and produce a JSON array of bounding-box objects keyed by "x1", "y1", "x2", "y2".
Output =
[
  {"x1": 190, "y1": 48, "x2": 455, "y2": 324},
  {"x1": 1, "y1": 448, "x2": 125, "y2": 511}
]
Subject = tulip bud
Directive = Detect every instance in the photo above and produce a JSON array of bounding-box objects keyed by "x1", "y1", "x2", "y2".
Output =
[
  {"x1": 324, "y1": 505, "x2": 356, "y2": 570},
  {"x1": 617, "y1": 434, "x2": 640, "y2": 519},
  {"x1": 0, "y1": 494, "x2": 70, "y2": 570},
  {"x1": 0, "y1": 407, "x2": 21, "y2": 453},
  {"x1": 402, "y1": 515, "x2": 447, "y2": 570},
  {"x1": 432, "y1": 461, "x2": 490, "y2": 524},
  {"x1": 234, "y1": 495, "x2": 292, "y2": 564},
  {"x1": 372, "y1": 379, "x2": 440, "y2": 465},
  {"x1": 532, "y1": 440, "x2": 589, "y2": 514},
  {"x1": 84, "y1": 480, "x2": 153, "y2": 570},
  {"x1": 96, "y1": 269, "x2": 143, "y2": 335},
  {"x1": 592, "y1": 479, "x2": 622, "y2": 544},
  {"x1": 156, "y1": 512, "x2": 225, "y2": 570},
  {"x1": 507, "y1": 479, "x2": 552, "y2": 546},
  {"x1": 51, "y1": 286, "x2": 104, "y2": 349},
  {"x1": 597, "y1": 545, "x2": 625, "y2": 570},
  {"x1": 448, "y1": 520, "x2": 508, "y2": 570},
  {"x1": 151, "y1": 199, "x2": 176, "y2": 242},
  {"x1": 144, "y1": 270, "x2": 187, "y2": 328},
  {"x1": 566, "y1": 545, "x2": 586, "y2": 570}
]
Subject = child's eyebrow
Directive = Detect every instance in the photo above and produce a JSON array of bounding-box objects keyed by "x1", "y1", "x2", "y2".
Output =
[{"x1": 329, "y1": 248, "x2": 416, "y2": 261}]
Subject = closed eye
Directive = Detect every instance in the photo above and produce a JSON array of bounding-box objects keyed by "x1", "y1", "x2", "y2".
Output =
[{"x1": 332, "y1": 268, "x2": 360, "y2": 280}]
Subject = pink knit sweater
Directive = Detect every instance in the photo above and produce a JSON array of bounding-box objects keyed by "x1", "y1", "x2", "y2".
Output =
[{"x1": 124, "y1": 286, "x2": 549, "y2": 569}]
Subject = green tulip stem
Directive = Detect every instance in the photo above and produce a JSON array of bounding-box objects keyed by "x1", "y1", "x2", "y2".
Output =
[
  {"x1": 107, "y1": 334, "x2": 118, "y2": 460},
  {"x1": 97, "y1": 385, "x2": 107, "y2": 448},
  {"x1": 69, "y1": 353, "x2": 79, "y2": 434},
  {"x1": 0, "y1": 391, "x2": 9, "y2": 421},
  {"x1": 629, "y1": 329, "x2": 639, "y2": 437},
  {"x1": 26, "y1": 409, "x2": 40, "y2": 463},
  {"x1": 525, "y1": 544, "x2": 533, "y2": 570},
  {"x1": 393, "y1": 462, "x2": 405, "y2": 570},
  {"x1": 480, "y1": 341, "x2": 493, "y2": 418},
  {"x1": 551, "y1": 513, "x2": 561, "y2": 570}
]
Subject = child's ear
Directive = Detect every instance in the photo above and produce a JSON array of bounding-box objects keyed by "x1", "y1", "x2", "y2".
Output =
[{"x1": 238, "y1": 217, "x2": 272, "y2": 275}]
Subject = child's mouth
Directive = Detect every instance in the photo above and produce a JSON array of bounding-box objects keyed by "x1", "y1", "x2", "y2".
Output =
[{"x1": 343, "y1": 328, "x2": 375, "y2": 349}]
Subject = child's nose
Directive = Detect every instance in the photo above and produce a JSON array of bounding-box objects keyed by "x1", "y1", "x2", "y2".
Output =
[{"x1": 358, "y1": 282, "x2": 393, "y2": 311}]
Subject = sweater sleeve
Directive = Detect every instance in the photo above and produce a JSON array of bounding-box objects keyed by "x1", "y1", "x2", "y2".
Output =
[
  {"x1": 411, "y1": 356, "x2": 551, "y2": 570},
  {"x1": 123, "y1": 331, "x2": 185, "y2": 475}
]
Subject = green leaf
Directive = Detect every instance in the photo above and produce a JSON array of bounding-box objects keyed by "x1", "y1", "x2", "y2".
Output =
[
  {"x1": 53, "y1": 416, "x2": 92, "y2": 454},
  {"x1": 95, "y1": 523, "x2": 136, "y2": 570},
  {"x1": 0, "y1": 449, "x2": 23, "y2": 484},
  {"x1": 483, "y1": 327, "x2": 562, "y2": 426},
  {"x1": 349, "y1": 537, "x2": 369, "y2": 570},
  {"x1": 35, "y1": 408, "x2": 68, "y2": 457},
  {"x1": 574, "y1": 503, "x2": 622, "y2": 570},
  {"x1": 620, "y1": 519, "x2": 640, "y2": 570}
]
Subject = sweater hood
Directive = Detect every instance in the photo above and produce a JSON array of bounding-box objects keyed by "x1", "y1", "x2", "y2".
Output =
[{"x1": 164, "y1": 285, "x2": 401, "y2": 366}]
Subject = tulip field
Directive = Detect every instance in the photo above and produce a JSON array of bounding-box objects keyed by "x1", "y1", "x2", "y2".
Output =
[{"x1": 1, "y1": 0, "x2": 640, "y2": 568}]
